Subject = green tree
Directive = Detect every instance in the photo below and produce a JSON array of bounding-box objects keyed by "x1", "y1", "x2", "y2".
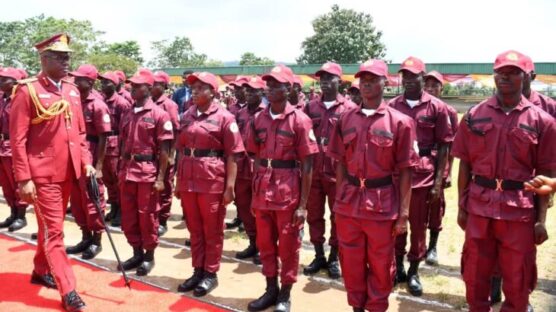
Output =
[
  {"x1": 104, "y1": 41, "x2": 144, "y2": 64},
  {"x1": 0, "y1": 15, "x2": 102, "y2": 73},
  {"x1": 239, "y1": 52, "x2": 274, "y2": 66},
  {"x1": 86, "y1": 53, "x2": 138, "y2": 77},
  {"x1": 149, "y1": 36, "x2": 208, "y2": 68},
  {"x1": 297, "y1": 4, "x2": 386, "y2": 64}
]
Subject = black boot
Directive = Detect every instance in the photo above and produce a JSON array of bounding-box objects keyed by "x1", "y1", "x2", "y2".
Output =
[
  {"x1": 31, "y1": 233, "x2": 37, "y2": 240},
  {"x1": 62, "y1": 290, "x2": 86, "y2": 312},
  {"x1": 82, "y1": 232, "x2": 102, "y2": 260},
  {"x1": 248, "y1": 277, "x2": 279, "y2": 312},
  {"x1": 395, "y1": 255, "x2": 407, "y2": 284},
  {"x1": 157, "y1": 220, "x2": 168, "y2": 237},
  {"x1": 425, "y1": 230, "x2": 439, "y2": 266},
  {"x1": 8, "y1": 208, "x2": 27, "y2": 232},
  {"x1": 490, "y1": 276, "x2": 502, "y2": 305},
  {"x1": 274, "y1": 284, "x2": 292, "y2": 312},
  {"x1": 303, "y1": 244, "x2": 327, "y2": 275},
  {"x1": 66, "y1": 230, "x2": 93, "y2": 254},
  {"x1": 193, "y1": 272, "x2": 218, "y2": 297},
  {"x1": 136, "y1": 249, "x2": 155, "y2": 276},
  {"x1": 177, "y1": 268, "x2": 204, "y2": 292},
  {"x1": 30, "y1": 271, "x2": 57, "y2": 289},
  {"x1": 352, "y1": 308, "x2": 364, "y2": 312},
  {"x1": 327, "y1": 246, "x2": 341, "y2": 279},
  {"x1": 110, "y1": 203, "x2": 121, "y2": 227},
  {"x1": 527, "y1": 303, "x2": 534, "y2": 312},
  {"x1": 0, "y1": 207, "x2": 16, "y2": 228},
  {"x1": 225, "y1": 217, "x2": 241, "y2": 230},
  {"x1": 118, "y1": 247, "x2": 144, "y2": 271},
  {"x1": 407, "y1": 261, "x2": 423, "y2": 296},
  {"x1": 253, "y1": 253, "x2": 261, "y2": 265},
  {"x1": 236, "y1": 237, "x2": 258, "y2": 259}
]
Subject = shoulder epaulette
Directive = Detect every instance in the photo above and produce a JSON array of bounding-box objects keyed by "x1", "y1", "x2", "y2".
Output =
[{"x1": 18, "y1": 77, "x2": 38, "y2": 84}]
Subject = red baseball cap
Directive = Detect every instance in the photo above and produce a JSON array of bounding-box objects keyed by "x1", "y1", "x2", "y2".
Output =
[
  {"x1": 522, "y1": 54, "x2": 535, "y2": 73},
  {"x1": 244, "y1": 76, "x2": 266, "y2": 89},
  {"x1": 187, "y1": 72, "x2": 219, "y2": 91},
  {"x1": 493, "y1": 50, "x2": 528, "y2": 73},
  {"x1": 424, "y1": 71, "x2": 444, "y2": 85},
  {"x1": 127, "y1": 68, "x2": 155, "y2": 86},
  {"x1": 348, "y1": 78, "x2": 360, "y2": 91},
  {"x1": 230, "y1": 75, "x2": 249, "y2": 87},
  {"x1": 98, "y1": 71, "x2": 120, "y2": 85},
  {"x1": 17, "y1": 69, "x2": 28, "y2": 79},
  {"x1": 355, "y1": 59, "x2": 388, "y2": 78},
  {"x1": 0, "y1": 67, "x2": 23, "y2": 80},
  {"x1": 262, "y1": 65, "x2": 293, "y2": 84},
  {"x1": 315, "y1": 62, "x2": 342, "y2": 78},
  {"x1": 70, "y1": 64, "x2": 98, "y2": 80},
  {"x1": 153, "y1": 70, "x2": 170, "y2": 84},
  {"x1": 399, "y1": 56, "x2": 426, "y2": 74},
  {"x1": 114, "y1": 70, "x2": 126, "y2": 83}
]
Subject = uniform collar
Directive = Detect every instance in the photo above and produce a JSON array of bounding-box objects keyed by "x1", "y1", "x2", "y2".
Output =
[
  {"x1": 83, "y1": 91, "x2": 96, "y2": 103},
  {"x1": 264, "y1": 102, "x2": 295, "y2": 120},
  {"x1": 195, "y1": 100, "x2": 220, "y2": 117},
  {"x1": 527, "y1": 90, "x2": 542, "y2": 106},
  {"x1": 133, "y1": 98, "x2": 155, "y2": 112},
  {"x1": 37, "y1": 72, "x2": 64, "y2": 94},
  {"x1": 487, "y1": 95, "x2": 531, "y2": 112},
  {"x1": 400, "y1": 91, "x2": 432, "y2": 107},
  {"x1": 319, "y1": 94, "x2": 346, "y2": 109},
  {"x1": 356, "y1": 101, "x2": 387, "y2": 116},
  {"x1": 104, "y1": 92, "x2": 118, "y2": 103},
  {"x1": 154, "y1": 94, "x2": 168, "y2": 105},
  {"x1": 247, "y1": 102, "x2": 266, "y2": 114}
]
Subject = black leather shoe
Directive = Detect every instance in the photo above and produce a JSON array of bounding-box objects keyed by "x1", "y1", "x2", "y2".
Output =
[
  {"x1": 136, "y1": 249, "x2": 155, "y2": 276},
  {"x1": 327, "y1": 260, "x2": 341, "y2": 279},
  {"x1": 490, "y1": 276, "x2": 502, "y2": 305},
  {"x1": 177, "y1": 268, "x2": 204, "y2": 292},
  {"x1": 353, "y1": 308, "x2": 364, "y2": 312},
  {"x1": 62, "y1": 290, "x2": 86, "y2": 312},
  {"x1": 31, "y1": 233, "x2": 38, "y2": 240},
  {"x1": 185, "y1": 239, "x2": 191, "y2": 247},
  {"x1": 118, "y1": 248, "x2": 144, "y2": 271},
  {"x1": 248, "y1": 277, "x2": 279, "y2": 312},
  {"x1": 407, "y1": 274, "x2": 423, "y2": 296},
  {"x1": 193, "y1": 272, "x2": 218, "y2": 297},
  {"x1": 82, "y1": 232, "x2": 102, "y2": 260},
  {"x1": 30, "y1": 271, "x2": 57, "y2": 289},
  {"x1": 0, "y1": 214, "x2": 15, "y2": 228},
  {"x1": 225, "y1": 217, "x2": 241, "y2": 229},
  {"x1": 303, "y1": 256, "x2": 327, "y2": 275},
  {"x1": 252, "y1": 253, "x2": 261, "y2": 265},
  {"x1": 425, "y1": 247, "x2": 438, "y2": 266},
  {"x1": 8, "y1": 218, "x2": 27, "y2": 232},
  {"x1": 236, "y1": 243, "x2": 257, "y2": 259},
  {"x1": 66, "y1": 230, "x2": 92, "y2": 254},
  {"x1": 274, "y1": 284, "x2": 292, "y2": 312},
  {"x1": 527, "y1": 303, "x2": 534, "y2": 312},
  {"x1": 157, "y1": 224, "x2": 168, "y2": 237}
]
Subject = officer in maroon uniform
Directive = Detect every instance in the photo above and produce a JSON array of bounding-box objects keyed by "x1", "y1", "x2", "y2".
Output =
[
  {"x1": 98, "y1": 71, "x2": 131, "y2": 227},
  {"x1": 233, "y1": 76, "x2": 267, "y2": 264},
  {"x1": 289, "y1": 75, "x2": 306, "y2": 110},
  {"x1": 328, "y1": 59, "x2": 417, "y2": 312},
  {"x1": 246, "y1": 66, "x2": 318, "y2": 312},
  {"x1": 115, "y1": 70, "x2": 133, "y2": 105},
  {"x1": 0, "y1": 68, "x2": 28, "y2": 232},
  {"x1": 11, "y1": 33, "x2": 92, "y2": 311},
  {"x1": 422, "y1": 70, "x2": 459, "y2": 266},
  {"x1": 347, "y1": 79, "x2": 362, "y2": 106},
  {"x1": 302, "y1": 62, "x2": 357, "y2": 279},
  {"x1": 388, "y1": 56, "x2": 454, "y2": 296},
  {"x1": 118, "y1": 69, "x2": 173, "y2": 276},
  {"x1": 152, "y1": 70, "x2": 179, "y2": 236},
  {"x1": 175, "y1": 72, "x2": 244, "y2": 297},
  {"x1": 66, "y1": 64, "x2": 111, "y2": 260},
  {"x1": 452, "y1": 50, "x2": 556, "y2": 312}
]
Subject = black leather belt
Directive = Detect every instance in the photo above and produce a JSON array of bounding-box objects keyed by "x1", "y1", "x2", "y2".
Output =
[
  {"x1": 183, "y1": 148, "x2": 224, "y2": 158},
  {"x1": 473, "y1": 175, "x2": 524, "y2": 191},
  {"x1": 123, "y1": 153, "x2": 155, "y2": 162},
  {"x1": 419, "y1": 148, "x2": 432, "y2": 157},
  {"x1": 0, "y1": 133, "x2": 9, "y2": 141},
  {"x1": 259, "y1": 159, "x2": 298, "y2": 169},
  {"x1": 86, "y1": 134, "x2": 99, "y2": 143},
  {"x1": 317, "y1": 137, "x2": 329, "y2": 146},
  {"x1": 346, "y1": 174, "x2": 393, "y2": 189}
]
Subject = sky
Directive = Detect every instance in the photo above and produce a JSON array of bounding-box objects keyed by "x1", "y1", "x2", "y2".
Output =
[{"x1": 1, "y1": 0, "x2": 554, "y2": 65}]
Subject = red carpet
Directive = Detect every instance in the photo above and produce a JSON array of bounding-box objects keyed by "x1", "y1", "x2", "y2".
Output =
[{"x1": 0, "y1": 234, "x2": 227, "y2": 312}]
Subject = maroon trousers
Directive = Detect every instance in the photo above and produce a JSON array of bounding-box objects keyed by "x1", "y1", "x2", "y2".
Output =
[
  {"x1": 70, "y1": 176, "x2": 105, "y2": 232},
  {"x1": 158, "y1": 163, "x2": 175, "y2": 224},
  {"x1": 306, "y1": 178, "x2": 338, "y2": 248},
  {"x1": 395, "y1": 186, "x2": 431, "y2": 261},
  {"x1": 0, "y1": 156, "x2": 27, "y2": 210},
  {"x1": 102, "y1": 156, "x2": 120, "y2": 205},
  {"x1": 34, "y1": 181, "x2": 76, "y2": 296},
  {"x1": 336, "y1": 214, "x2": 395, "y2": 312},
  {"x1": 120, "y1": 182, "x2": 160, "y2": 250},
  {"x1": 234, "y1": 178, "x2": 256, "y2": 239},
  {"x1": 462, "y1": 213, "x2": 536, "y2": 312},
  {"x1": 428, "y1": 187, "x2": 446, "y2": 231},
  {"x1": 180, "y1": 191, "x2": 226, "y2": 273},
  {"x1": 256, "y1": 209, "x2": 302, "y2": 285}
]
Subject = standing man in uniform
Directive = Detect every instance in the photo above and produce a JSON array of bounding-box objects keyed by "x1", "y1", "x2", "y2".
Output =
[
  {"x1": 523, "y1": 55, "x2": 556, "y2": 118},
  {"x1": 0, "y1": 68, "x2": 28, "y2": 232},
  {"x1": 389, "y1": 56, "x2": 454, "y2": 296},
  {"x1": 115, "y1": 70, "x2": 133, "y2": 105},
  {"x1": 289, "y1": 75, "x2": 306, "y2": 110},
  {"x1": 328, "y1": 59, "x2": 417, "y2": 312},
  {"x1": 302, "y1": 62, "x2": 357, "y2": 279},
  {"x1": 118, "y1": 69, "x2": 173, "y2": 276},
  {"x1": 98, "y1": 71, "x2": 131, "y2": 227},
  {"x1": 10, "y1": 33, "x2": 91, "y2": 311},
  {"x1": 172, "y1": 70, "x2": 193, "y2": 115},
  {"x1": 233, "y1": 76, "x2": 267, "y2": 263},
  {"x1": 66, "y1": 64, "x2": 111, "y2": 260},
  {"x1": 246, "y1": 66, "x2": 318, "y2": 312},
  {"x1": 423, "y1": 70, "x2": 459, "y2": 266},
  {"x1": 152, "y1": 70, "x2": 179, "y2": 236},
  {"x1": 347, "y1": 79, "x2": 362, "y2": 106},
  {"x1": 452, "y1": 50, "x2": 556, "y2": 312}
]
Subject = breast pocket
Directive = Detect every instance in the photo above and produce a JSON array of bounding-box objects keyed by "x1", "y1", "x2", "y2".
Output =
[
  {"x1": 509, "y1": 126, "x2": 538, "y2": 161},
  {"x1": 369, "y1": 129, "x2": 394, "y2": 168},
  {"x1": 199, "y1": 122, "x2": 222, "y2": 147},
  {"x1": 276, "y1": 131, "x2": 295, "y2": 157},
  {"x1": 467, "y1": 122, "x2": 494, "y2": 157},
  {"x1": 29, "y1": 146, "x2": 55, "y2": 177}
]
